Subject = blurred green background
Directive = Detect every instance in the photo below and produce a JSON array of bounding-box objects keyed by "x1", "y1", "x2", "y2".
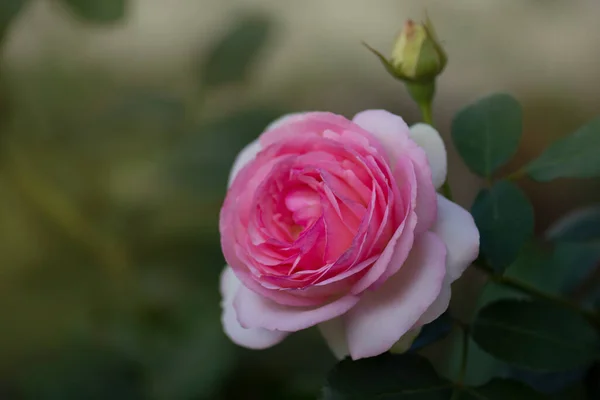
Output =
[{"x1": 0, "y1": 0, "x2": 599, "y2": 399}]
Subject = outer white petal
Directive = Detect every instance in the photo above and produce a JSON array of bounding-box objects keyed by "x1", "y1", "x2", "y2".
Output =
[
  {"x1": 431, "y1": 195, "x2": 480, "y2": 282},
  {"x1": 234, "y1": 285, "x2": 359, "y2": 332},
  {"x1": 352, "y1": 110, "x2": 437, "y2": 233},
  {"x1": 219, "y1": 267, "x2": 288, "y2": 349},
  {"x1": 318, "y1": 318, "x2": 349, "y2": 360},
  {"x1": 409, "y1": 123, "x2": 447, "y2": 189},
  {"x1": 227, "y1": 139, "x2": 262, "y2": 188},
  {"x1": 416, "y1": 275, "x2": 452, "y2": 326},
  {"x1": 343, "y1": 232, "x2": 447, "y2": 360}
]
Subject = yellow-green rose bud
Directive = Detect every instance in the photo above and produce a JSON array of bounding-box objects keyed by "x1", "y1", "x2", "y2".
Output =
[
  {"x1": 390, "y1": 19, "x2": 447, "y2": 82},
  {"x1": 364, "y1": 15, "x2": 447, "y2": 84},
  {"x1": 364, "y1": 15, "x2": 447, "y2": 115}
]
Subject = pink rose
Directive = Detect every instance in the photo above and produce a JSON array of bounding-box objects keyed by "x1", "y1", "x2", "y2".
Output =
[{"x1": 219, "y1": 111, "x2": 479, "y2": 360}]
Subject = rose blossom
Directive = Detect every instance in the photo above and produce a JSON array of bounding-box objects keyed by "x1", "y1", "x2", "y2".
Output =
[{"x1": 219, "y1": 110, "x2": 479, "y2": 360}]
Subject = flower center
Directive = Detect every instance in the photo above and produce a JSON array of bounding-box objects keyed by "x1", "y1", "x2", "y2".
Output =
[{"x1": 284, "y1": 186, "x2": 322, "y2": 238}]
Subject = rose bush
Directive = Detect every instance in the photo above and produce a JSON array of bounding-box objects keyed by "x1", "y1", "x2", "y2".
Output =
[{"x1": 219, "y1": 111, "x2": 479, "y2": 360}]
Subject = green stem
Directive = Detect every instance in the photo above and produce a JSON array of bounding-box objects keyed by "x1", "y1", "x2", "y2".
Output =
[
  {"x1": 474, "y1": 262, "x2": 600, "y2": 325},
  {"x1": 420, "y1": 101, "x2": 433, "y2": 125}
]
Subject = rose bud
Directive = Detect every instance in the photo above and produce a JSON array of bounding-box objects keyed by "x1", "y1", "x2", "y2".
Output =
[
  {"x1": 365, "y1": 16, "x2": 447, "y2": 84},
  {"x1": 364, "y1": 16, "x2": 447, "y2": 110}
]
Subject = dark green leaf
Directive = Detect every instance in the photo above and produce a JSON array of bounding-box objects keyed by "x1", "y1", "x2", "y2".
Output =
[
  {"x1": 472, "y1": 299, "x2": 600, "y2": 371},
  {"x1": 62, "y1": 0, "x2": 126, "y2": 23},
  {"x1": 545, "y1": 205, "x2": 600, "y2": 304},
  {"x1": 323, "y1": 353, "x2": 452, "y2": 399},
  {"x1": 441, "y1": 332, "x2": 509, "y2": 387},
  {"x1": 501, "y1": 242, "x2": 563, "y2": 294},
  {"x1": 459, "y1": 379, "x2": 549, "y2": 399},
  {"x1": 476, "y1": 241, "x2": 599, "y2": 350},
  {"x1": 546, "y1": 205, "x2": 600, "y2": 242},
  {"x1": 477, "y1": 241, "x2": 599, "y2": 309},
  {"x1": 471, "y1": 180, "x2": 534, "y2": 271},
  {"x1": 0, "y1": 0, "x2": 25, "y2": 39},
  {"x1": 200, "y1": 14, "x2": 272, "y2": 88},
  {"x1": 409, "y1": 312, "x2": 452, "y2": 352},
  {"x1": 451, "y1": 93, "x2": 522, "y2": 177},
  {"x1": 508, "y1": 366, "x2": 587, "y2": 395},
  {"x1": 525, "y1": 117, "x2": 600, "y2": 181},
  {"x1": 551, "y1": 242, "x2": 600, "y2": 295}
]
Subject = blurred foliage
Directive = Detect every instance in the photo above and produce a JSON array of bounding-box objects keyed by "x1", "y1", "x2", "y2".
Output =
[
  {"x1": 0, "y1": 6, "x2": 333, "y2": 399},
  {"x1": 0, "y1": 0, "x2": 26, "y2": 40},
  {"x1": 61, "y1": 0, "x2": 127, "y2": 23},
  {"x1": 0, "y1": 2, "x2": 599, "y2": 400},
  {"x1": 199, "y1": 13, "x2": 273, "y2": 90}
]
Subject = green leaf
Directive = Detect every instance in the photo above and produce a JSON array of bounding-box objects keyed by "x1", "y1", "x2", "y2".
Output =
[
  {"x1": 551, "y1": 242, "x2": 600, "y2": 294},
  {"x1": 441, "y1": 332, "x2": 509, "y2": 387},
  {"x1": 545, "y1": 205, "x2": 600, "y2": 305},
  {"x1": 323, "y1": 353, "x2": 452, "y2": 399},
  {"x1": 508, "y1": 366, "x2": 588, "y2": 396},
  {"x1": 525, "y1": 117, "x2": 600, "y2": 181},
  {"x1": 451, "y1": 93, "x2": 522, "y2": 177},
  {"x1": 0, "y1": 0, "x2": 25, "y2": 39},
  {"x1": 471, "y1": 180, "x2": 534, "y2": 271},
  {"x1": 200, "y1": 14, "x2": 272, "y2": 88},
  {"x1": 472, "y1": 299, "x2": 600, "y2": 371},
  {"x1": 61, "y1": 0, "x2": 126, "y2": 23},
  {"x1": 546, "y1": 205, "x2": 600, "y2": 242},
  {"x1": 460, "y1": 379, "x2": 549, "y2": 399}
]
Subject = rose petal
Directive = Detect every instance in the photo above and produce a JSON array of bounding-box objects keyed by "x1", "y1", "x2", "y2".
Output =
[
  {"x1": 352, "y1": 110, "x2": 437, "y2": 233},
  {"x1": 416, "y1": 275, "x2": 452, "y2": 326},
  {"x1": 431, "y1": 194, "x2": 480, "y2": 282},
  {"x1": 220, "y1": 265, "x2": 239, "y2": 301},
  {"x1": 409, "y1": 123, "x2": 447, "y2": 189},
  {"x1": 343, "y1": 232, "x2": 447, "y2": 360},
  {"x1": 220, "y1": 267, "x2": 288, "y2": 349},
  {"x1": 352, "y1": 110, "x2": 411, "y2": 162},
  {"x1": 350, "y1": 210, "x2": 416, "y2": 294},
  {"x1": 318, "y1": 317, "x2": 349, "y2": 360},
  {"x1": 358, "y1": 158, "x2": 419, "y2": 292},
  {"x1": 228, "y1": 139, "x2": 262, "y2": 187},
  {"x1": 234, "y1": 286, "x2": 360, "y2": 332}
]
